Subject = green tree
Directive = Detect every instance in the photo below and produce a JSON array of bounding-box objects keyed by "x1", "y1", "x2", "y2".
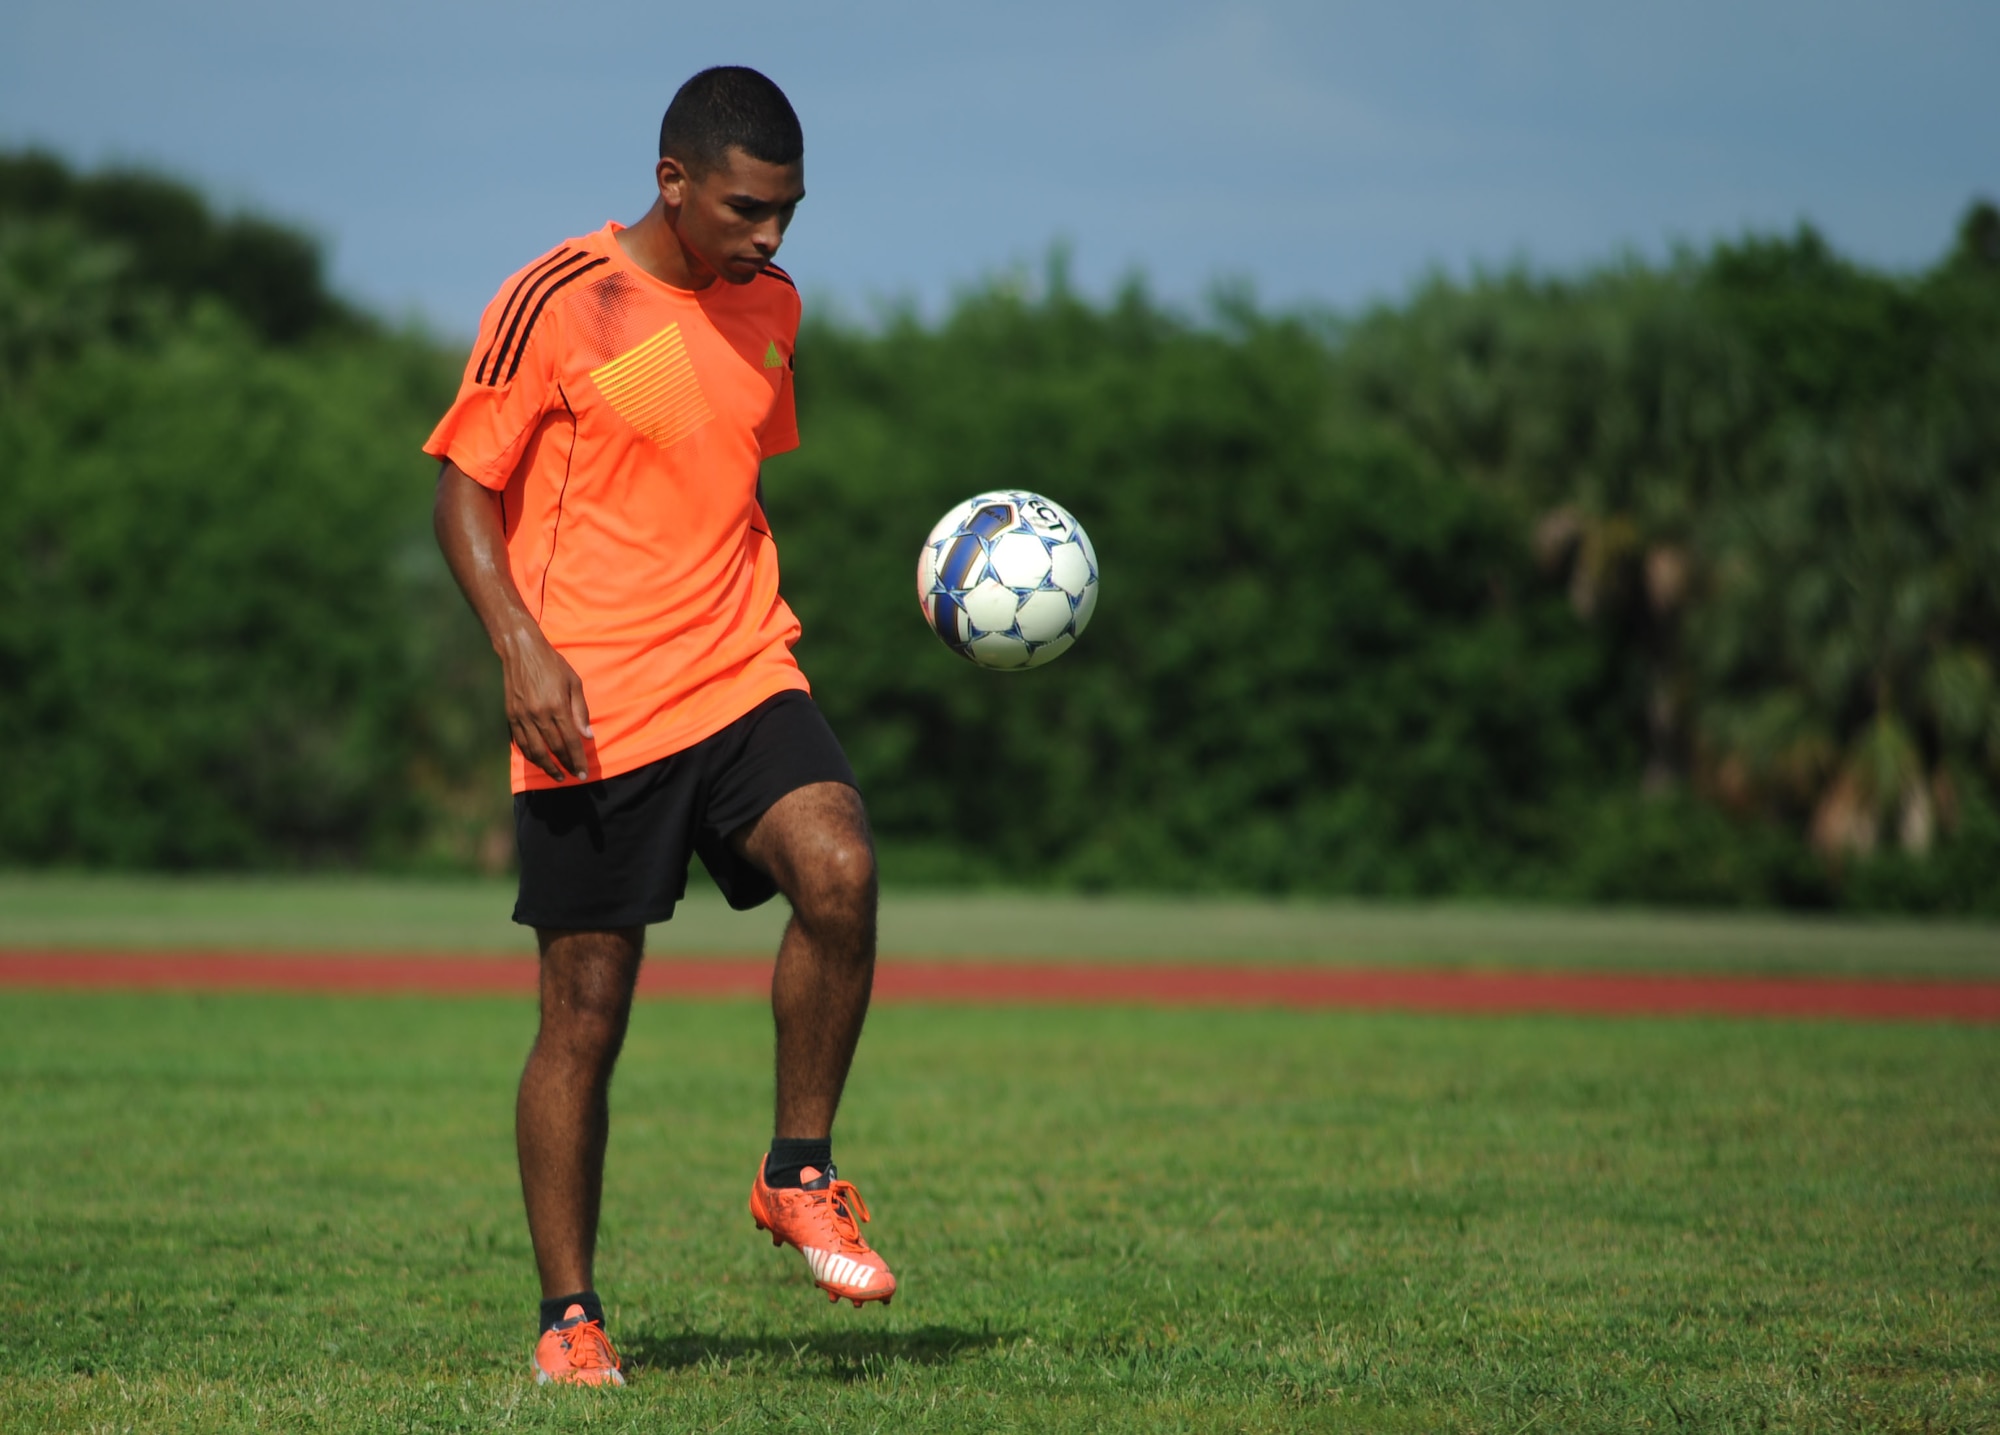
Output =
[
  {"x1": 5, "y1": 149, "x2": 1995, "y2": 909},
  {"x1": 0, "y1": 149, "x2": 365, "y2": 345},
  {"x1": 0, "y1": 208, "x2": 480, "y2": 868},
  {"x1": 770, "y1": 276, "x2": 1620, "y2": 892}
]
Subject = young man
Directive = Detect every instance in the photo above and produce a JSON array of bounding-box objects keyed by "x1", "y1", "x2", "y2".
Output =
[{"x1": 427, "y1": 66, "x2": 892, "y2": 1388}]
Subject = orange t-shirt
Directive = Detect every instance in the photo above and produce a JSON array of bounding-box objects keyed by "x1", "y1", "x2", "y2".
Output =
[{"x1": 425, "y1": 223, "x2": 809, "y2": 792}]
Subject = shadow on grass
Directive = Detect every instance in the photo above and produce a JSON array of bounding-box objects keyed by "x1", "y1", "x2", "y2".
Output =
[{"x1": 624, "y1": 1323, "x2": 1020, "y2": 1381}]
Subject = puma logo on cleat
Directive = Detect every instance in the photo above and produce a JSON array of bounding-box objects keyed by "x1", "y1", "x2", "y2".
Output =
[{"x1": 805, "y1": 1246, "x2": 873, "y2": 1289}]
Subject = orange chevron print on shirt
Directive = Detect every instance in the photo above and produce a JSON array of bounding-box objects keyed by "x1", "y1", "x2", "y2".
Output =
[
  {"x1": 589, "y1": 323, "x2": 716, "y2": 447},
  {"x1": 424, "y1": 223, "x2": 806, "y2": 792}
]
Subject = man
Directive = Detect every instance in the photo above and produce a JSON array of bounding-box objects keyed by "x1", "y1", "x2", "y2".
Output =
[{"x1": 427, "y1": 66, "x2": 892, "y2": 1388}]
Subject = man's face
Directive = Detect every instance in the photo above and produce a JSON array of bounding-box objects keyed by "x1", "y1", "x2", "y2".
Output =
[{"x1": 660, "y1": 147, "x2": 805, "y2": 285}]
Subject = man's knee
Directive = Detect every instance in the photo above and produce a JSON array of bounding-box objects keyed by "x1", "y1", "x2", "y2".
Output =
[
  {"x1": 812, "y1": 829, "x2": 877, "y2": 916},
  {"x1": 744, "y1": 784, "x2": 877, "y2": 929},
  {"x1": 787, "y1": 818, "x2": 878, "y2": 939},
  {"x1": 540, "y1": 988, "x2": 631, "y2": 1050},
  {"x1": 535, "y1": 929, "x2": 641, "y2": 1061}
]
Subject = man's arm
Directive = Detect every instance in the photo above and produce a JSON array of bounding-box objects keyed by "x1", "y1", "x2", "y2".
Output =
[{"x1": 432, "y1": 460, "x2": 592, "y2": 783}]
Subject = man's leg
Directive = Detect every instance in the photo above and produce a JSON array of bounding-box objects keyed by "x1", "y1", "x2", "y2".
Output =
[
  {"x1": 735, "y1": 780, "x2": 897, "y2": 1305},
  {"x1": 733, "y1": 781, "x2": 877, "y2": 1139},
  {"x1": 517, "y1": 926, "x2": 644, "y2": 1300}
]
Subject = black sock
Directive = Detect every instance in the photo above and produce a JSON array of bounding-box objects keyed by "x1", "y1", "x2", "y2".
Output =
[
  {"x1": 764, "y1": 1137, "x2": 833, "y2": 1189},
  {"x1": 540, "y1": 1290, "x2": 605, "y2": 1334}
]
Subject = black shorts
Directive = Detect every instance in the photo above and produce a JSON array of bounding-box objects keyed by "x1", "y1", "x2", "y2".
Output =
[{"x1": 512, "y1": 690, "x2": 857, "y2": 930}]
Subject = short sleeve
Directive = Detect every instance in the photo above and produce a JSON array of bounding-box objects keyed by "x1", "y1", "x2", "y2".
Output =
[
  {"x1": 758, "y1": 360, "x2": 799, "y2": 459},
  {"x1": 422, "y1": 257, "x2": 569, "y2": 489},
  {"x1": 756, "y1": 281, "x2": 801, "y2": 459}
]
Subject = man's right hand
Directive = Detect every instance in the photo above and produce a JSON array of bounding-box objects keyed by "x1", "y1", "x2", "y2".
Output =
[
  {"x1": 499, "y1": 627, "x2": 594, "y2": 783},
  {"x1": 433, "y1": 460, "x2": 595, "y2": 783}
]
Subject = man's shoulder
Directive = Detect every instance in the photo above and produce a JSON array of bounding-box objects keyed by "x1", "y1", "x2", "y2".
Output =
[
  {"x1": 467, "y1": 232, "x2": 616, "y2": 382},
  {"x1": 748, "y1": 264, "x2": 802, "y2": 327},
  {"x1": 480, "y1": 232, "x2": 614, "y2": 322},
  {"x1": 494, "y1": 227, "x2": 608, "y2": 285}
]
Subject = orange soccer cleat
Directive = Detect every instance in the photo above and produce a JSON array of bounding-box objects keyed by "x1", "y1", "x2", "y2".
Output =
[
  {"x1": 532, "y1": 1304, "x2": 625, "y2": 1386},
  {"x1": 749, "y1": 1159, "x2": 897, "y2": 1307}
]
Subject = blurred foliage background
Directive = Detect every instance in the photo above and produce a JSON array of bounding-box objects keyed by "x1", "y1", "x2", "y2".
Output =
[{"x1": 3, "y1": 150, "x2": 1996, "y2": 911}]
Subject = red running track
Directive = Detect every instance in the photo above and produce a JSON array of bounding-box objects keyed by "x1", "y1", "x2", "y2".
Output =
[{"x1": 0, "y1": 949, "x2": 1997, "y2": 1022}]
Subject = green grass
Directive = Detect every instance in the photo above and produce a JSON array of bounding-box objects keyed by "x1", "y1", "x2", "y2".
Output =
[
  {"x1": 4, "y1": 871, "x2": 1999, "y2": 975},
  {"x1": 2, "y1": 991, "x2": 1995, "y2": 1432}
]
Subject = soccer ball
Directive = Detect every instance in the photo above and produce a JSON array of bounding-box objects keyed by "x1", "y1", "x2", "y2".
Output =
[{"x1": 916, "y1": 490, "x2": 1099, "y2": 670}]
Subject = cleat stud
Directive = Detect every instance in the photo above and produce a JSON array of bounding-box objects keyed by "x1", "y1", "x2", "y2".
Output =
[
  {"x1": 827, "y1": 1290, "x2": 838, "y2": 1303},
  {"x1": 853, "y1": 1299, "x2": 864, "y2": 1309}
]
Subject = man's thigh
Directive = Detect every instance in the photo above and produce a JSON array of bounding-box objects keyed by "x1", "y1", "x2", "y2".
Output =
[
  {"x1": 693, "y1": 693, "x2": 864, "y2": 909},
  {"x1": 730, "y1": 781, "x2": 874, "y2": 904}
]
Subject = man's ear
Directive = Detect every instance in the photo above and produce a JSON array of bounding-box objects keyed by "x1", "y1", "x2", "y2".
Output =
[{"x1": 656, "y1": 155, "x2": 693, "y2": 210}]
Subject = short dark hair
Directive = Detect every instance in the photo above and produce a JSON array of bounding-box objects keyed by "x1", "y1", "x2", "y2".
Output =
[{"x1": 658, "y1": 67, "x2": 802, "y2": 173}]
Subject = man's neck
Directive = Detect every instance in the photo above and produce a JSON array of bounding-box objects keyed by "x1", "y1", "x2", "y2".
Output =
[{"x1": 615, "y1": 204, "x2": 715, "y2": 292}]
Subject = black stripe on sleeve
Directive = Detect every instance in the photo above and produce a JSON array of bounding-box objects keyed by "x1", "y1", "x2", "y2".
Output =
[
  {"x1": 760, "y1": 263, "x2": 797, "y2": 290},
  {"x1": 475, "y1": 249, "x2": 575, "y2": 384},
  {"x1": 480, "y1": 251, "x2": 592, "y2": 386},
  {"x1": 500, "y1": 257, "x2": 609, "y2": 383}
]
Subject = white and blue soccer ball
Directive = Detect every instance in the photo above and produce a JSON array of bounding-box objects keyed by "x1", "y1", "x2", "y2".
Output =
[{"x1": 917, "y1": 490, "x2": 1099, "y2": 670}]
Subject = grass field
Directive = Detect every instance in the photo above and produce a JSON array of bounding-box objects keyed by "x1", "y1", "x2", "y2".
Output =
[
  {"x1": 3, "y1": 983, "x2": 1997, "y2": 1432},
  {"x1": 3, "y1": 879, "x2": 1996, "y2": 1429},
  {"x1": 4, "y1": 872, "x2": 2000, "y2": 976}
]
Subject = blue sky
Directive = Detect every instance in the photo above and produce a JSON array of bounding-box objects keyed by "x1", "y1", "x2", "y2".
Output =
[{"x1": 4, "y1": 1, "x2": 1993, "y2": 336}]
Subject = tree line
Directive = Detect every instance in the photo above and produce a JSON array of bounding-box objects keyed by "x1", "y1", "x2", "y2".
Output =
[{"x1": 3, "y1": 150, "x2": 1995, "y2": 910}]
